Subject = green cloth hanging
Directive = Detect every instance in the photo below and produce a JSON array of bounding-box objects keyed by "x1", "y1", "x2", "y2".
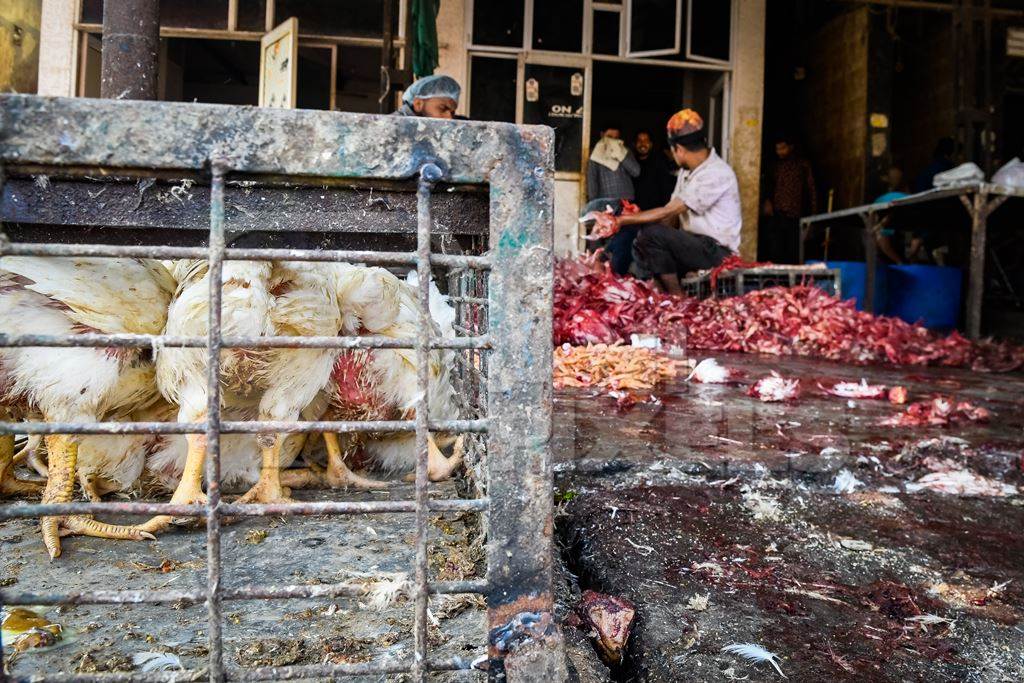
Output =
[{"x1": 411, "y1": 0, "x2": 441, "y2": 79}]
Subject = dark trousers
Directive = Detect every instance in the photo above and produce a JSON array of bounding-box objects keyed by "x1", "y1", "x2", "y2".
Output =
[
  {"x1": 633, "y1": 223, "x2": 732, "y2": 276},
  {"x1": 605, "y1": 225, "x2": 639, "y2": 275}
]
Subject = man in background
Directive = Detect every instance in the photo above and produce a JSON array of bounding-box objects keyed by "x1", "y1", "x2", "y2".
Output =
[
  {"x1": 586, "y1": 125, "x2": 640, "y2": 202},
  {"x1": 587, "y1": 110, "x2": 741, "y2": 295},
  {"x1": 913, "y1": 137, "x2": 955, "y2": 193},
  {"x1": 761, "y1": 132, "x2": 816, "y2": 263},
  {"x1": 633, "y1": 130, "x2": 676, "y2": 210},
  {"x1": 393, "y1": 74, "x2": 460, "y2": 119}
]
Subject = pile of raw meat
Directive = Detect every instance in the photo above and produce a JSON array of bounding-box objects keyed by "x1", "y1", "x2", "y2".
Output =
[{"x1": 554, "y1": 256, "x2": 1024, "y2": 372}]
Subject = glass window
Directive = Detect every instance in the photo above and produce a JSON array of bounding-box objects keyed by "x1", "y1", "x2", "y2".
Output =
[
  {"x1": 688, "y1": 0, "x2": 731, "y2": 62},
  {"x1": 275, "y1": 0, "x2": 388, "y2": 37},
  {"x1": 81, "y1": 0, "x2": 231, "y2": 31},
  {"x1": 297, "y1": 47, "x2": 333, "y2": 110},
  {"x1": 593, "y1": 11, "x2": 620, "y2": 55},
  {"x1": 237, "y1": 0, "x2": 269, "y2": 32},
  {"x1": 335, "y1": 46, "x2": 380, "y2": 113},
  {"x1": 81, "y1": 0, "x2": 102, "y2": 24},
  {"x1": 532, "y1": 0, "x2": 583, "y2": 53},
  {"x1": 162, "y1": 1, "x2": 229, "y2": 30},
  {"x1": 523, "y1": 64, "x2": 585, "y2": 172},
  {"x1": 469, "y1": 56, "x2": 517, "y2": 123},
  {"x1": 627, "y1": 0, "x2": 682, "y2": 57},
  {"x1": 472, "y1": 0, "x2": 524, "y2": 48}
]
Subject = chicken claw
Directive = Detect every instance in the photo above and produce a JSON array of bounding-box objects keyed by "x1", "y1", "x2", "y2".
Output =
[
  {"x1": 235, "y1": 434, "x2": 298, "y2": 504},
  {"x1": 320, "y1": 432, "x2": 388, "y2": 490},
  {"x1": 405, "y1": 434, "x2": 465, "y2": 483},
  {"x1": 130, "y1": 434, "x2": 208, "y2": 536},
  {"x1": 40, "y1": 435, "x2": 153, "y2": 560},
  {"x1": 1, "y1": 433, "x2": 43, "y2": 498}
]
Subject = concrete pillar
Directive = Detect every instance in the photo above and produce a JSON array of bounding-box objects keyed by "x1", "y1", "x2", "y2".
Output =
[
  {"x1": 37, "y1": 0, "x2": 77, "y2": 96},
  {"x1": 435, "y1": 0, "x2": 468, "y2": 116},
  {"x1": 729, "y1": 0, "x2": 767, "y2": 261},
  {"x1": 100, "y1": 0, "x2": 159, "y2": 100}
]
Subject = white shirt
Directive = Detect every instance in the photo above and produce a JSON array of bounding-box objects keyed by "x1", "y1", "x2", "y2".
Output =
[{"x1": 670, "y1": 148, "x2": 742, "y2": 253}]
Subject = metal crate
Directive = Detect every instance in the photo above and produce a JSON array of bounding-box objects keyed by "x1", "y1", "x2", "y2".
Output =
[
  {"x1": 0, "y1": 95, "x2": 563, "y2": 681},
  {"x1": 681, "y1": 266, "x2": 841, "y2": 300},
  {"x1": 714, "y1": 266, "x2": 841, "y2": 298}
]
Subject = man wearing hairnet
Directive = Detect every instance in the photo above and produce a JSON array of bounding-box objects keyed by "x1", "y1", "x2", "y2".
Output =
[{"x1": 394, "y1": 74, "x2": 461, "y2": 119}]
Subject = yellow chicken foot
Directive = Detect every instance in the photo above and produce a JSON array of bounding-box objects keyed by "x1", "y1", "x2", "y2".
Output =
[
  {"x1": 235, "y1": 434, "x2": 296, "y2": 504},
  {"x1": 405, "y1": 434, "x2": 466, "y2": 483},
  {"x1": 131, "y1": 433, "x2": 209, "y2": 536},
  {"x1": 322, "y1": 432, "x2": 387, "y2": 490},
  {"x1": 1, "y1": 433, "x2": 43, "y2": 498},
  {"x1": 39, "y1": 435, "x2": 153, "y2": 560}
]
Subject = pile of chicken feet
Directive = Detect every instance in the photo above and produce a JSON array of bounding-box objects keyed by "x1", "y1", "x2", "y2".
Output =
[{"x1": 0, "y1": 257, "x2": 465, "y2": 559}]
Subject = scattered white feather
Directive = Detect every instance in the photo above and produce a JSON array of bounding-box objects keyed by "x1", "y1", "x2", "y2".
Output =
[
  {"x1": 363, "y1": 573, "x2": 414, "y2": 612},
  {"x1": 832, "y1": 468, "x2": 864, "y2": 494},
  {"x1": 132, "y1": 652, "x2": 182, "y2": 672},
  {"x1": 721, "y1": 643, "x2": 787, "y2": 679},
  {"x1": 685, "y1": 593, "x2": 710, "y2": 611},
  {"x1": 748, "y1": 372, "x2": 800, "y2": 402},
  {"x1": 687, "y1": 358, "x2": 731, "y2": 384}
]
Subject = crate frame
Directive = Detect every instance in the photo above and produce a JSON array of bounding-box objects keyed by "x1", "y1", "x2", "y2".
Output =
[
  {"x1": 681, "y1": 265, "x2": 842, "y2": 300},
  {"x1": 0, "y1": 95, "x2": 563, "y2": 682}
]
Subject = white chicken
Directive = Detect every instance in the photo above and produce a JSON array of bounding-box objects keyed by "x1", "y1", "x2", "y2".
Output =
[
  {"x1": 130, "y1": 259, "x2": 383, "y2": 537},
  {"x1": 0, "y1": 257, "x2": 176, "y2": 558},
  {"x1": 325, "y1": 265, "x2": 463, "y2": 481}
]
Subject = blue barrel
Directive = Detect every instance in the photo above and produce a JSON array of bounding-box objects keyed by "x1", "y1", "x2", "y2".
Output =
[
  {"x1": 809, "y1": 261, "x2": 888, "y2": 312},
  {"x1": 885, "y1": 265, "x2": 962, "y2": 330}
]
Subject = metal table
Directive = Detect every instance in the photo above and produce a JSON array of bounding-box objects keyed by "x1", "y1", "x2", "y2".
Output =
[{"x1": 798, "y1": 182, "x2": 1024, "y2": 339}]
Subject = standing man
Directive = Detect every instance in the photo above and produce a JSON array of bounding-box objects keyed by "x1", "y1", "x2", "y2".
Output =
[
  {"x1": 633, "y1": 130, "x2": 676, "y2": 210},
  {"x1": 761, "y1": 132, "x2": 816, "y2": 263},
  {"x1": 393, "y1": 74, "x2": 461, "y2": 119},
  {"x1": 586, "y1": 125, "x2": 640, "y2": 202},
  {"x1": 586, "y1": 110, "x2": 741, "y2": 295}
]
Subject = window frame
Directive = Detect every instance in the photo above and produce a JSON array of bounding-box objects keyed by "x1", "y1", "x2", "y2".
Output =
[{"x1": 624, "y1": 0, "x2": 683, "y2": 59}]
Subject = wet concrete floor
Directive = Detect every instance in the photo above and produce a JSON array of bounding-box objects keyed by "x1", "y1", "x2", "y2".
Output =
[
  {"x1": 554, "y1": 353, "x2": 1024, "y2": 682},
  {"x1": 1, "y1": 485, "x2": 486, "y2": 682}
]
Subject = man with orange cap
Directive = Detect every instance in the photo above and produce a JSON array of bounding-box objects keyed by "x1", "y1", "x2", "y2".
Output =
[{"x1": 585, "y1": 109, "x2": 741, "y2": 294}]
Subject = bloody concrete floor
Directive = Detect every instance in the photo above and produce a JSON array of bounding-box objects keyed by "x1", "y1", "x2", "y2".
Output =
[{"x1": 554, "y1": 353, "x2": 1024, "y2": 682}]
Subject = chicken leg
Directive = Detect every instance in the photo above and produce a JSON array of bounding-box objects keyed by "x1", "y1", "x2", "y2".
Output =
[
  {"x1": 405, "y1": 434, "x2": 465, "y2": 483},
  {"x1": 322, "y1": 432, "x2": 388, "y2": 489},
  {"x1": 1, "y1": 433, "x2": 43, "y2": 498},
  {"x1": 40, "y1": 434, "x2": 154, "y2": 560},
  {"x1": 130, "y1": 433, "x2": 209, "y2": 536},
  {"x1": 235, "y1": 434, "x2": 295, "y2": 504}
]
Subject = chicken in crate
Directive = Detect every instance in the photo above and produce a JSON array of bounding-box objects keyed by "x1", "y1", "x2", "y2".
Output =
[{"x1": 0, "y1": 95, "x2": 562, "y2": 681}]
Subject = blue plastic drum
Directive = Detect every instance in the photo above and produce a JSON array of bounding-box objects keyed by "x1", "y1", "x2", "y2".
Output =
[
  {"x1": 885, "y1": 265, "x2": 962, "y2": 330},
  {"x1": 809, "y1": 261, "x2": 888, "y2": 312}
]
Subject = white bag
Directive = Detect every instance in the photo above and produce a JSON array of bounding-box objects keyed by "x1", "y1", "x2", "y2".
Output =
[
  {"x1": 933, "y1": 162, "x2": 985, "y2": 188},
  {"x1": 992, "y1": 157, "x2": 1024, "y2": 189}
]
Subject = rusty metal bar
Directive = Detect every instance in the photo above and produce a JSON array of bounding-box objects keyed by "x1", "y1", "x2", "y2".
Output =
[
  {"x1": 0, "y1": 579, "x2": 488, "y2": 607},
  {"x1": 0, "y1": 332, "x2": 491, "y2": 350},
  {"x1": 413, "y1": 162, "x2": 443, "y2": 681},
  {"x1": 100, "y1": 0, "x2": 159, "y2": 100},
  {"x1": 0, "y1": 497, "x2": 487, "y2": 520},
  {"x1": 0, "y1": 240, "x2": 491, "y2": 269},
  {"x1": 483, "y1": 123, "x2": 565, "y2": 678},
  {"x1": 2, "y1": 418, "x2": 490, "y2": 435},
  {"x1": 205, "y1": 160, "x2": 228, "y2": 682}
]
